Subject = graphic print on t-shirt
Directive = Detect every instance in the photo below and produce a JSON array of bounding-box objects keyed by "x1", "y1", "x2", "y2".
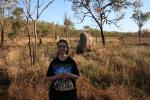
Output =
[
  {"x1": 53, "y1": 65, "x2": 74, "y2": 91},
  {"x1": 53, "y1": 66, "x2": 72, "y2": 74}
]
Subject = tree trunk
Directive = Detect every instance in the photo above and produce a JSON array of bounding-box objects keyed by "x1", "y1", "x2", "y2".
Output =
[
  {"x1": 138, "y1": 27, "x2": 141, "y2": 44},
  {"x1": 66, "y1": 31, "x2": 68, "y2": 40},
  {"x1": 64, "y1": 27, "x2": 68, "y2": 40},
  {"x1": 96, "y1": 35, "x2": 97, "y2": 44},
  {"x1": 26, "y1": 18, "x2": 33, "y2": 65},
  {"x1": 101, "y1": 26, "x2": 105, "y2": 46},
  {"x1": 91, "y1": 13, "x2": 105, "y2": 46},
  {"x1": 33, "y1": 20, "x2": 37, "y2": 65},
  {"x1": 0, "y1": 19, "x2": 4, "y2": 48},
  {"x1": 66, "y1": 31, "x2": 68, "y2": 41},
  {"x1": 98, "y1": 23, "x2": 105, "y2": 46},
  {"x1": 100, "y1": 14, "x2": 105, "y2": 46}
]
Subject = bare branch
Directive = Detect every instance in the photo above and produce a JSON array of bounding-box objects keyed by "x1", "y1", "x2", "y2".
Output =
[
  {"x1": 101, "y1": 2, "x2": 113, "y2": 10},
  {"x1": 106, "y1": 8, "x2": 112, "y2": 18},
  {"x1": 81, "y1": 1, "x2": 91, "y2": 12},
  {"x1": 79, "y1": 12, "x2": 91, "y2": 23},
  {"x1": 39, "y1": 0, "x2": 45, "y2": 8},
  {"x1": 22, "y1": 0, "x2": 28, "y2": 13},
  {"x1": 38, "y1": 0, "x2": 55, "y2": 18},
  {"x1": 31, "y1": 3, "x2": 38, "y2": 17},
  {"x1": 37, "y1": 0, "x2": 39, "y2": 19},
  {"x1": 106, "y1": 19, "x2": 121, "y2": 29}
]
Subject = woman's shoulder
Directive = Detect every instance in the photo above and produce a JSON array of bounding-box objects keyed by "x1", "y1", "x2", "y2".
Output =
[
  {"x1": 67, "y1": 56, "x2": 76, "y2": 62},
  {"x1": 50, "y1": 57, "x2": 59, "y2": 63}
]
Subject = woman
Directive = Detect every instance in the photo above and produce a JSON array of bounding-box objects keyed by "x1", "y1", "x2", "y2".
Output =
[{"x1": 46, "y1": 39, "x2": 80, "y2": 100}]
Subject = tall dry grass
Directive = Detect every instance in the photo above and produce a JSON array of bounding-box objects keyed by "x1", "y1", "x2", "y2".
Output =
[
  {"x1": 0, "y1": 36, "x2": 150, "y2": 100},
  {"x1": 73, "y1": 37, "x2": 150, "y2": 99}
]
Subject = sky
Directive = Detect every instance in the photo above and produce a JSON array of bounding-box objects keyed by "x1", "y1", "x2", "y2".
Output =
[{"x1": 28, "y1": 0, "x2": 150, "y2": 32}]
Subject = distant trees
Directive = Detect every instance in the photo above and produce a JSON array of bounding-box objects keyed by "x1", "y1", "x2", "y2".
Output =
[
  {"x1": 69, "y1": 0, "x2": 132, "y2": 45},
  {"x1": 37, "y1": 21, "x2": 52, "y2": 36},
  {"x1": 12, "y1": 7, "x2": 24, "y2": 34},
  {"x1": 64, "y1": 15, "x2": 73, "y2": 40},
  {"x1": 0, "y1": 0, "x2": 17, "y2": 47},
  {"x1": 131, "y1": 0, "x2": 150, "y2": 44}
]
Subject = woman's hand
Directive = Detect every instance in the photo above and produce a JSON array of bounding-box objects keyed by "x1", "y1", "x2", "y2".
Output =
[
  {"x1": 47, "y1": 73, "x2": 79, "y2": 81},
  {"x1": 47, "y1": 73, "x2": 64, "y2": 81},
  {"x1": 61, "y1": 73, "x2": 79, "y2": 79}
]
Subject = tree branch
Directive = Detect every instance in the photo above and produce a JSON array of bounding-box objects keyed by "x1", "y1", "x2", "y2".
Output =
[
  {"x1": 106, "y1": 19, "x2": 121, "y2": 29},
  {"x1": 39, "y1": 0, "x2": 45, "y2": 8},
  {"x1": 38, "y1": 0, "x2": 55, "y2": 18},
  {"x1": 79, "y1": 12, "x2": 91, "y2": 23},
  {"x1": 101, "y1": 2, "x2": 113, "y2": 10}
]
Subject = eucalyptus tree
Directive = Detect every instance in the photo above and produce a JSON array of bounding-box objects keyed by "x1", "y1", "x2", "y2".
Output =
[
  {"x1": 12, "y1": 7, "x2": 24, "y2": 34},
  {"x1": 64, "y1": 15, "x2": 73, "y2": 40},
  {"x1": 21, "y1": 0, "x2": 55, "y2": 65},
  {"x1": 131, "y1": 0, "x2": 150, "y2": 44},
  {"x1": 69, "y1": 0, "x2": 132, "y2": 45},
  {"x1": 0, "y1": 0, "x2": 18, "y2": 47}
]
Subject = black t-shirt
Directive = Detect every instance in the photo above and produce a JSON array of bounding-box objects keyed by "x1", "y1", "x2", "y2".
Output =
[{"x1": 46, "y1": 56, "x2": 80, "y2": 92}]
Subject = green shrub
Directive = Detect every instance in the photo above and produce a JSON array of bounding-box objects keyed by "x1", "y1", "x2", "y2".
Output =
[{"x1": 8, "y1": 32, "x2": 17, "y2": 38}]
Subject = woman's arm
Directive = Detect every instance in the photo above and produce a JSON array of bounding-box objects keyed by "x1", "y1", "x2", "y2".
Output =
[
  {"x1": 62, "y1": 73, "x2": 79, "y2": 80},
  {"x1": 47, "y1": 74, "x2": 64, "y2": 81},
  {"x1": 47, "y1": 73, "x2": 79, "y2": 81}
]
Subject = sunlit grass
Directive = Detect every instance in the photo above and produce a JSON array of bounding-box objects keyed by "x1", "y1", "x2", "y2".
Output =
[{"x1": 0, "y1": 37, "x2": 150, "y2": 99}]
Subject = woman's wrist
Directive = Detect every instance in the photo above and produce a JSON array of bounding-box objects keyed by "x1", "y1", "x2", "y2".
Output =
[{"x1": 67, "y1": 73, "x2": 79, "y2": 79}]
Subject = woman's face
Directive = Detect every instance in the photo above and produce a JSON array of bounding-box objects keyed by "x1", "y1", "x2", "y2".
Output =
[{"x1": 58, "y1": 42, "x2": 68, "y2": 55}]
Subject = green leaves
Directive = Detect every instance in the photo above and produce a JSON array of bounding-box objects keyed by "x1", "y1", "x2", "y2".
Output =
[
  {"x1": 12, "y1": 7, "x2": 24, "y2": 19},
  {"x1": 131, "y1": 0, "x2": 150, "y2": 30},
  {"x1": 133, "y1": 0, "x2": 143, "y2": 8}
]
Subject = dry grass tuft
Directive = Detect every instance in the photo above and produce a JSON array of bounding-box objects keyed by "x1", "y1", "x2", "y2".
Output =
[{"x1": 0, "y1": 36, "x2": 150, "y2": 99}]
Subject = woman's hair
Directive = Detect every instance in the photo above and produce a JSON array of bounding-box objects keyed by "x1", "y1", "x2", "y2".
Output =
[{"x1": 57, "y1": 39, "x2": 69, "y2": 55}]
